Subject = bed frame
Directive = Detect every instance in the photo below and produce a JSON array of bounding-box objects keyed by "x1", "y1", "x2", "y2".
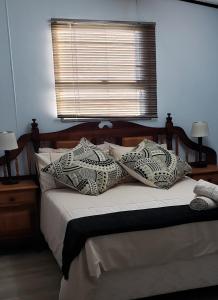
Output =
[
  {"x1": 0, "y1": 113, "x2": 216, "y2": 178},
  {"x1": 1, "y1": 113, "x2": 217, "y2": 300}
]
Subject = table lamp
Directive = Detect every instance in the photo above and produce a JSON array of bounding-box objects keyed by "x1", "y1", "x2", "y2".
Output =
[
  {"x1": 191, "y1": 121, "x2": 208, "y2": 168},
  {"x1": 0, "y1": 131, "x2": 18, "y2": 184}
]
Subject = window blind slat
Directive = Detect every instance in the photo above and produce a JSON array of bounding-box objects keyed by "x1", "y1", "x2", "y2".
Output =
[{"x1": 51, "y1": 20, "x2": 157, "y2": 119}]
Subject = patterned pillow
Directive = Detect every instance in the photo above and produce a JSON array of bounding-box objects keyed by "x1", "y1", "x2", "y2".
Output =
[
  {"x1": 42, "y1": 140, "x2": 126, "y2": 196},
  {"x1": 120, "y1": 139, "x2": 191, "y2": 189}
]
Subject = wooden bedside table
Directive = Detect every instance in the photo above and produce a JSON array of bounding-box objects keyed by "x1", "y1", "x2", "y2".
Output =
[
  {"x1": 189, "y1": 164, "x2": 218, "y2": 184},
  {"x1": 0, "y1": 179, "x2": 39, "y2": 248}
]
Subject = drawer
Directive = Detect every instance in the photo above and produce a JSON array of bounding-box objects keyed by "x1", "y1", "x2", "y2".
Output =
[
  {"x1": 0, "y1": 190, "x2": 36, "y2": 207},
  {"x1": 191, "y1": 173, "x2": 218, "y2": 185},
  {"x1": 0, "y1": 209, "x2": 32, "y2": 238}
]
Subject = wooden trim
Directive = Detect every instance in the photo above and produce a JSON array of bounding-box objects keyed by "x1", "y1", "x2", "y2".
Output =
[
  {"x1": 31, "y1": 117, "x2": 167, "y2": 153},
  {"x1": 191, "y1": 164, "x2": 218, "y2": 175},
  {"x1": 0, "y1": 180, "x2": 38, "y2": 192},
  {"x1": 180, "y1": 0, "x2": 218, "y2": 9},
  {"x1": 51, "y1": 18, "x2": 156, "y2": 26},
  {"x1": 0, "y1": 175, "x2": 37, "y2": 182},
  {"x1": 31, "y1": 119, "x2": 40, "y2": 152},
  {"x1": 0, "y1": 113, "x2": 216, "y2": 175},
  {"x1": 172, "y1": 126, "x2": 217, "y2": 164},
  {"x1": 15, "y1": 158, "x2": 19, "y2": 176},
  {"x1": 30, "y1": 113, "x2": 217, "y2": 164}
]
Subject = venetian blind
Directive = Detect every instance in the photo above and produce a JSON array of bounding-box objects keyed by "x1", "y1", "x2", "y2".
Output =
[{"x1": 51, "y1": 20, "x2": 157, "y2": 120}]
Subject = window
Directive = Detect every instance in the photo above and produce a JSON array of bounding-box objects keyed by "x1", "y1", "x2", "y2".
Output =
[{"x1": 51, "y1": 20, "x2": 157, "y2": 120}]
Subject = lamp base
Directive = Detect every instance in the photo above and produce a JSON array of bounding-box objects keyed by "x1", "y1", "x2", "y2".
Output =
[
  {"x1": 2, "y1": 178, "x2": 19, "y2": 185},
  {"x1": 190, "y1": 161, "x2": 207, "y2": 168}
]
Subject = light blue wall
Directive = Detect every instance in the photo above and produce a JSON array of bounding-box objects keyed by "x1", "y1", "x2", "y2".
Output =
[
  {"x1": 0, "y1": 0, "x2": 17, "y2": 132},
  {"x1": 1, "y1": 0, "x2": 218, "y2": 153}
]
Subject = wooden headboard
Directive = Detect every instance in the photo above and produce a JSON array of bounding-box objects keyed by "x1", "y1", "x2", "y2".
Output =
[{"x1": 0, "y1": 113, "x2": 216, "y2": 178}]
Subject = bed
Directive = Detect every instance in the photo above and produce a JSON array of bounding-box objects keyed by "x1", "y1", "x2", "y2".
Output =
[
  {"x1": 41, "y1": 179, "x2": 218, "y2": 300},
  {"x1": 3, "y1": 113, "x2": 218, "y2": 300}
]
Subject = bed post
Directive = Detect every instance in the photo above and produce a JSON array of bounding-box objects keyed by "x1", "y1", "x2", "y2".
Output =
[
  {"x1": 31, "y1": 119, "x2": 40, "y2": 153},
  {"x1": 166, "y1": 113, "x2": 173, "y2": 150}
]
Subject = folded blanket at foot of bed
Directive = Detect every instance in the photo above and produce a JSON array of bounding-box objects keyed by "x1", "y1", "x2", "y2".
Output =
[{"x1": 62, "y1": 205, "x2": 218, "y2": 279}]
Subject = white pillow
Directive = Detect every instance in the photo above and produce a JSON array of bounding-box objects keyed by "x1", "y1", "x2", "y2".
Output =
[
  {"x1": 38, "y1": 143, "x2": 109, "y2": 154},
  {"x1": 104, "y1": 143, "x2": 136, "y2": 183},
  {"x1": 97, "y1": 143, "x2": 110, "y2": 154},
  {"x1": 38, "y1": 147, "x2": 70, "y2": 153},
  {"x1": 35, "y1": 153, "x2": 65, "y2": 192},
  {"x1": 108, "y1": 143, "x2": 134, "y2": 160}
]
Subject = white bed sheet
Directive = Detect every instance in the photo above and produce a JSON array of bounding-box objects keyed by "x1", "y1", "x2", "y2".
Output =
[
  {"x1": 41, "y1": 178, "x2": 218, "y2": 300},
  {"x1": 40, "y1": 177, "x2": 218, "y2": 299},
  {"x1": 60, "y1": 252, "x2": 218, "y2": 300}
]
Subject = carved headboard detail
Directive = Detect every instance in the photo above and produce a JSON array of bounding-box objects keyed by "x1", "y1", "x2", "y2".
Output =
[{"x1": 0, "y1": 113, "x2": 216, "y2": 178}]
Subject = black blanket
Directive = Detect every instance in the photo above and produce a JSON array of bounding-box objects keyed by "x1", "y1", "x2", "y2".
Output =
[{"x1": 62, "y1": 205, "x2": 218, "y2": 279}]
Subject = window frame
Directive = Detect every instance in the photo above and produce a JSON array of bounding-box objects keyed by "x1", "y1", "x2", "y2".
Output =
[{"x1": 51, "y1": 19, "x2": 157, "y2": 121}]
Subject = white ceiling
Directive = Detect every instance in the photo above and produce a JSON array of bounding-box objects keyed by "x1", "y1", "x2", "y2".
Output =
[{"x1": 197, "y1": 0, "x2": 218, "y2": 4}]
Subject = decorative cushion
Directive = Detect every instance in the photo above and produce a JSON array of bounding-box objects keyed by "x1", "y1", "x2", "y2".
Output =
[
  {"x1": 42, "y1": 139, "x2": 126, "y2": 196},
  {"x1": 36, "y1": 139, "x2": 110, "y2": 192},
  {"x1": 107, "y1": 142, "x2": 168, "y2": 160},
  {"x1": 120, "y1": 139, "x2": 191, "y2": 189}
]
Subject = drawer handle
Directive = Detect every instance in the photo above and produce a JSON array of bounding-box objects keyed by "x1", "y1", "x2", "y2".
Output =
[{"x1": 9, "y1": 197, "x2": 16, "y2": 202}]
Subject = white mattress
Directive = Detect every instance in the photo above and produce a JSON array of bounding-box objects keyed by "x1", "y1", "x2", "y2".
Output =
[{"x1": 40, "y1": 177, "x2": 218, "y2": 279}]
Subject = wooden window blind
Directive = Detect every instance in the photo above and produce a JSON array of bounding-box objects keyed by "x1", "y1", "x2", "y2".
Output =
[{"x1": 51, "y1": 20, "x2": 157, "y2": 120}]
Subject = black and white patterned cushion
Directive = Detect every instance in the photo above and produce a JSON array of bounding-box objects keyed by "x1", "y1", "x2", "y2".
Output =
[
  {"x1": 120, "y1": 139, "x2": 191, "y2": 189},
  {"x1": 42, "y1": 138, "x2": 126, "y2": 195}
]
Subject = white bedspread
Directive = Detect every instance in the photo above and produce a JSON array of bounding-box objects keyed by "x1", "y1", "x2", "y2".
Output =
[{"x1": 40, "y1": 177, "x2": 218, "y2": 280}]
